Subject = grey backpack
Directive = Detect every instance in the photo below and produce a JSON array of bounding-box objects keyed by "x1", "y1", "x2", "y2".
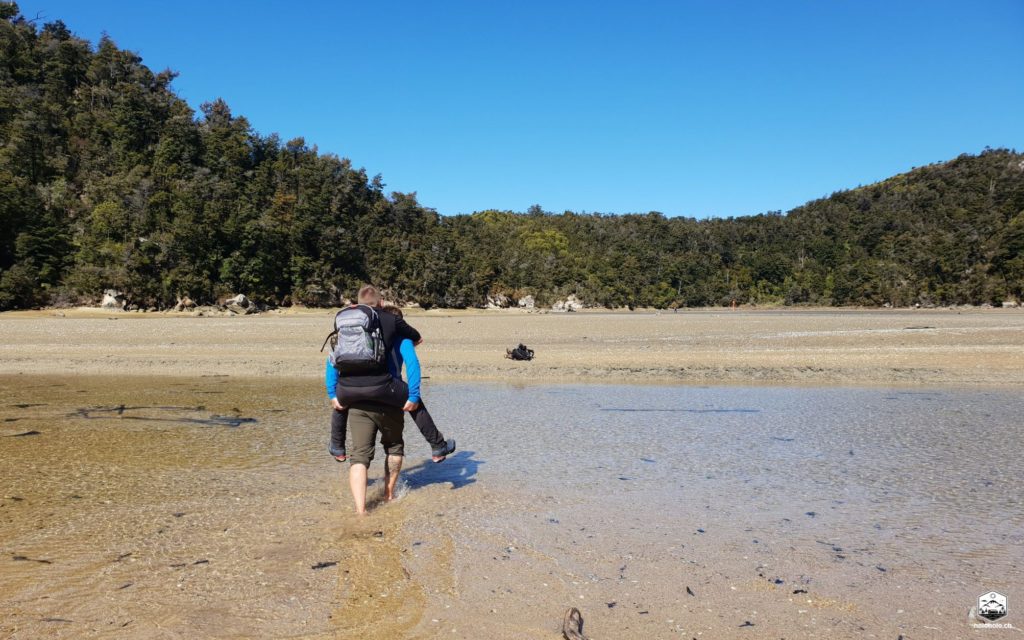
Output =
[{"x1": 320, "y1": 305, "x2": 386, "y2": 375}]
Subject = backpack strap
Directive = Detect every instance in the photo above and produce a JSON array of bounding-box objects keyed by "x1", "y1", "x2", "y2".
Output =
[
  {"x1": 355, "y1": 304, "x2": 380, "y2": 324},
  {"x1": 319, "y1": 329, "x2": 338, "y2": 353}
]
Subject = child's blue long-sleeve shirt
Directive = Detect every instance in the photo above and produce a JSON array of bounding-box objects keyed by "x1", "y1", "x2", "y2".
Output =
[
  {"x1": 396, "y1": 339, "x2": 422, "y2": 403},
  {"x1": 325, "y1": 359, "x2": 337, "y2": 397},
  {"x1": 326, "y1": 338, "x2": 421, "y2": 403}
]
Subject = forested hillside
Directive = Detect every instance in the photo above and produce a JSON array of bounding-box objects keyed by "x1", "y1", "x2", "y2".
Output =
[{"x1": 2, "y1": 4, "x2": 1022, "y2": 311}]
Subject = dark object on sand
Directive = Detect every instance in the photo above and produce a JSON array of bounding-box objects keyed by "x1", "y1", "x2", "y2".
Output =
[
  {"x1": 8, "y1": 430, "x2": 42, "y2": 437},
  {"x1": 562, "y1": 607, "x2": 590, "y2": 640},
  {"x1": 505, "y1": 343, "x2": 535, "y2": 361},
  {"x1": 70, "y1": 406, "x2": 256, "y2": 428},
  {"x1": 311, "y1": 561, "x2": 337, "y2": 570},
  {"x1": 13, "y1": 554, "x2": 52, "y2": 564}
]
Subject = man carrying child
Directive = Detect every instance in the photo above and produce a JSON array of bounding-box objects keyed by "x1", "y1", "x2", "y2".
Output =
[{"x1": 324, "y1": 285, "x2": 455, "y2": 514}]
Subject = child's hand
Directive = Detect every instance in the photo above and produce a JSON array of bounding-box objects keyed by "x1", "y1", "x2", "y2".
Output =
[
  {"x1": 331, "y1": 398, "x2": 345, "y2": 411},
  {"x1": 402, "y1": 400, "x2": 419, "y2": 412}
]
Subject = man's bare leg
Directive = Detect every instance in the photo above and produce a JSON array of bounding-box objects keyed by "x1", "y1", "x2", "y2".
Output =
[
  {"x1": 349, "y1": 463, "x2": 368, "y2": 515},
  {"x1": 383, "y1": 454, "x2": 403, "y2": 501}
]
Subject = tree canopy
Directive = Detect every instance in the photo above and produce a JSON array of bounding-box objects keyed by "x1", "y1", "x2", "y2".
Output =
[{"x1": 1, "y1": 3, "x2": 1022, "y2": 310}]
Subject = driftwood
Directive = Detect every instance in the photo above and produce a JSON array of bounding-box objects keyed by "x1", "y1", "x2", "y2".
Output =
[{"x1": 562, "y1": 607, "x2": 590, "y2": 640}]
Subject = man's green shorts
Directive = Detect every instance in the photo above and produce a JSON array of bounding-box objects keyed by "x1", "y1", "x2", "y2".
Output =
[{"x1": 347, "y1": 405, "x2": 404, "y2": 466}]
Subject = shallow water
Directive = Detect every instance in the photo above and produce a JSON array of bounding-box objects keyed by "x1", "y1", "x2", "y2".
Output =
[
  {"x1": 1, "y1": 376, "x2": 1021, "y2": 639},
  {"x1": 402, "y1": 383, "x2": 1023, "y2": 638}
]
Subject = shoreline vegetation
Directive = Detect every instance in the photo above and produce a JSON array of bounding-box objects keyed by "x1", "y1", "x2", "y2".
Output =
[
  {"x1": 2, "y1": 308, "x2": 1022, "y2": 388},
  {"x1": 2, "y1": 8, "x2": 1023, "y2": 314},
  {"x1": 4, "y1": 298, "x2": 1022, "y2": 315}
]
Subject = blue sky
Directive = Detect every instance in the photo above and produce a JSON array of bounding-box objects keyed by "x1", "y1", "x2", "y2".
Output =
[{"x1": 18, "y1": 0, "x2": 1024, "y2": 218}]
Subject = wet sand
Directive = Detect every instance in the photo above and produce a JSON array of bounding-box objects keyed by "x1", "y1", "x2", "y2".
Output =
[
  {"x1": 1, "y1": 308, "x2": 1023, "y2": 387},
  {"x1": 0, "y1": 375, "x2": 425, "y2": 639}
]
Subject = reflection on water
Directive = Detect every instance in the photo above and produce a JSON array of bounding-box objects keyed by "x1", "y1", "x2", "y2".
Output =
[{"x1": 1, "y1": 376, "x2": 1021, "y2": 639}]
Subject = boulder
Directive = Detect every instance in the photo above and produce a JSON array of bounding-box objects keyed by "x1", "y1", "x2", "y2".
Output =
[
  {"x1": 227, "y1": 303, "x2": 257, "y2": 315},
  {"x1": 100, "y1": 289, "x2": 125, "y2": 310},
  {"x1": 1002, "y1": 300, "x2": 1019, "y2": 308},
  {"x1": 518, "y1": 295, "x2": 535, "y2": 309},
  {"x1": 225, "y1": 293, "x2": 257, "y2": 315},
  {"x1": 173, "y1": 296, "x2": 196, "y2": 312},
  {"x1": 551, "y1": 300, "x2": 566, "y2": 312},
  {"x1": 226, "y1": 293, "x2": 250, "y2": 308}
]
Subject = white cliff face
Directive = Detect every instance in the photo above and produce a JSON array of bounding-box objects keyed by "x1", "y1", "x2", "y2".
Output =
[
  {"x1": 552, "y1": 295, "x2": 583, "y2": 312},
  {"x1": 486, "y1": 294, "x2": 512, "y2": 309},
  {"x1": 100, "y1": 289, "x2": 124, "y2": 310}
]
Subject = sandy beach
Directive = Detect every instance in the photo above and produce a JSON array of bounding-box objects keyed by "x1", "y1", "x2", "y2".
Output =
[{"x1": 1, "y1": 307, "x2": 1023, "y2": 387}]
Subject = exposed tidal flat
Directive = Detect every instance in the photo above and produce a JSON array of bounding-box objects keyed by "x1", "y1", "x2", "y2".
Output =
[
  {"x1": 1, "y1": 311, "x2": 1022, "y2": 638},
  {"x1": 1, "y1": 307, "x2": 1023, "y2": 386}
]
